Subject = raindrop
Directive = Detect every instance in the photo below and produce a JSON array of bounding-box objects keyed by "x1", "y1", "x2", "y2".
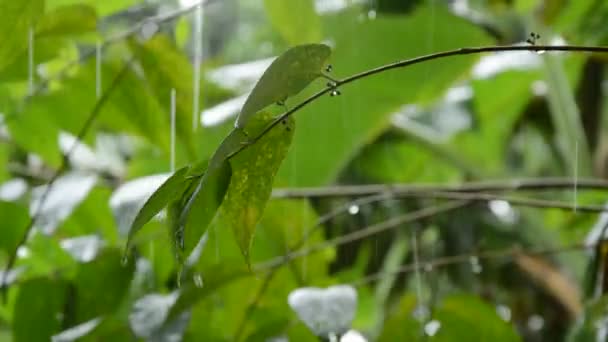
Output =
[
  {"x1": 527, "y1": 314, "x2": 544, "y2": 331},
  {"x1": 412, "y1": 305, "x2": 429, "y2": 322},
  {"x1": 28, "y1": 27, "x2": 34, "y2": 95},
  {"x1": 469, "y1": 256, "x2": 482, "y2": 274},
  {"x1": 193, "y1": 272, "x2": 204, "y2": 288},
  {"x1": 121, "y1": 253, "x2": 129, "y2": 266},
  {"x1": 95, "y1": 40, "x2": 102, "y2": 99},
  {"x1": 496, "y1": 305, "x2": 511, "y2": 322},
  {"x1": 424, "y1": 320, "x2": 441, "y2": 337},
  {"x1": 367, "y1": 10, "x2": 377, "y2": 20},
  {"x1": 140, "y1": 20, "x2": 159, "y2": 41},
  {"x1": 326, "y1": 81, "x2": 337, "y2": 88},
  {"x1": 325, "y1": 64, "x2": 333, "y2": 73},
  {"x1": 536, "y1": 50, "x2": 546, "y2": 55},
  {"x1": 348, "y1": 204, "x2": 360, "y2": 215},
  {"x1": 330, "y1": 89, "x2": 341, "y2": 97}
]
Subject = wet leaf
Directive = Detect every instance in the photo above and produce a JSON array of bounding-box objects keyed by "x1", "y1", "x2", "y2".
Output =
[
  {"x1": 174, "y1": 130, "x2": 247, "y2": 261},
  {"x1": 36, "y1": 4, "x2": 98, "y2": 37},
  {"x1": 0, "y1": 0, "x2": 43, "y2": 73},
  {"x1": 235, "y1": 44, "x2": 330, "y2": 130},
  {"x1": 221, "y1": 112, "x2": 295, "y2": 265},
  {"x1": 264, "y1": 0, "x2": 322, "y2": 45},
  {"x1": 126, "y1": 166, "x2": 192, "y2": 253}
]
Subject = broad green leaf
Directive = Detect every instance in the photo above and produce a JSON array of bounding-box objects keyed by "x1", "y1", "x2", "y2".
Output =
[
  {"x1": 0, "y1": 201, "x2": 29, "y2": 258},
  {"x1": 13, "y1": 278, "x2": 67, "y2": 342},
  {"x1": 126, "y1": 166, "x2": 192, "y2": 253},
  {"x1": 263, "y1": 0, "x2": 322, "y2": 45},
  {"x1": 235, "y1": 44, "x2": 331, "y2": 130},
  {"x1": 278, "y1": 5, "x2": 493, "y2": 186},
  {"x1": 46, "y1": 0, "x2": 137, "y2": 16},
  {"x1": 35, "y1": 4, "x2": 97, "y2": 37},
  {"x1": 221, "y1": 112, "x2": 295, "y2": 265},
  {"x1": 0, "y1": 0, "x2": 44, "y2": 73}
]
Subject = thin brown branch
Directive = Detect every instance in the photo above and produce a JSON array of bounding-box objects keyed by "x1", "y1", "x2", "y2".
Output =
[
  {"x1": 0, "y1": 60, "x2": 133, "y2": 299},
  {"x1": 350, "y1": 243, "x2": 590, "y2": 287},
  {"x1": 228, "y1": 44, "x2": 608, "y2": 161},
  {"x1": 254, "y1": 200, "x2": 470, "y2": 271},
  {"x1": 272, "y1": 178, "x2": 608, "y2": 199}
]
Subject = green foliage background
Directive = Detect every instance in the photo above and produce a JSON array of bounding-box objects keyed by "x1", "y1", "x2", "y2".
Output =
[{"x1": 0, "y1": 0, "x2": 608, "y2": 341}]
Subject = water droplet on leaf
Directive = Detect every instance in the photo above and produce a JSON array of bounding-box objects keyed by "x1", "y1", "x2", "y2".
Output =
[
  {"x1": 424, "y1": 320, "x2": 441, "y2": 336},
  {"x1": 469, "y1": 256, "x2": 482, "y2": 274},
  {"x1": 348, "y1": 205, "x2": 360, "y2": 215},
  {"x1": 193, "y1": 273, "x2": 204, "y2": 288},
  {"x1": 330, "y1": 89, "x2": 341, "y2": 97},
  {"x1": 121, "y1": 253, "x2": 129, "y2": 266}
]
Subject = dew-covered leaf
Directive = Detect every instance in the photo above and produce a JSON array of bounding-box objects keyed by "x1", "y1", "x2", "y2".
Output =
[
  {"x1": 36, "y1": 4, "x2": 98, "y2": 37},
  {"x1": 264, "y1": 0, "x2": 322, "y2": 45},
  {"x1": 235, "y1": 44, "x2": 330, "y2": 130},
  {"x1": 0, "y1": 0, "x2": 44, "y2": 73},
  {"x1": 221, "y1": 112, "x2": 295, "y2": 265},
  {"x1": 126, "y1": 166, "x2": 192, "y2": 252}
]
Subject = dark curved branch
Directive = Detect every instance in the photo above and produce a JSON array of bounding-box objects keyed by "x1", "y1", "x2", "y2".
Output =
[{"x1": 229, "y1": 44, "x2": 608, "y2": 161}]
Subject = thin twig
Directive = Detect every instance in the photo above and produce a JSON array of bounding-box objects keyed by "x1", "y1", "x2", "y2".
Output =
[
  {"x1": 272, "y1": 178, "x2": 608, "y2": 199},
  {"x1": 228, "y1": 44, "x2": 608, "y2": 161},
  {"x1": 394, "y1": 190, "x2": 607, "y2": 213},
  {"x1": 0, "y1": 60, "x2": 133, "y2": 300},
  {"x1": 350, "y1": 243, "x2": 590, "y2": 287},
  {"x1": 254, "y1": 200, "x2": 470, "y2": 271}
]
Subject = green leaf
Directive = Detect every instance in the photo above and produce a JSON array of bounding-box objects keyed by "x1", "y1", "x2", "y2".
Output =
[
  {"x1": 174, "y1": 129, "x2": 247, "y2": 261},
  {"x1": 432, "y1": 295, "x2": 521, "y2": 342},
  {"x1": 221, "y1": 112, "x2": 295, "y2": 265},
  {"x1": 235, "y1": 44, "x2": 331, "y2": 130},
  {"x1": 263, "y1": 0, "x2": 322, "y2": 45},
  {"x1": 0, "y1": 0, "x2": 44, "y2": 73},
  {"x1": 35, "y1": 4, "x2": 98, "y2": 37},
  {"x1": 0, "y1": 201, "x2": 28, "y2": 258},
  {"x1": 72, "y1": 249, "x2": 135, "y2": 322},
  {"x1": 131, "y1": 35, "x2": 198, "y2": 159},
  {"x1": 165, "y1": 262, "x2": 250, "y2": 324},
  {"x1": 126, "y1": 166, "x2": 192, "y2": 253},
  {"x1": 13, "y1": 278, "x2": 67, "y2": 342}
]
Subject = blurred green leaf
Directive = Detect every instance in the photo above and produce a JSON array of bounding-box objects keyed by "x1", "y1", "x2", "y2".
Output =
[
  {"x1": 432, "y1": 295, "x2": 521, "y2": 342},
  {"x1": 126, "y1": 166, "x2": 191, "y2": 253},
  {"x1": 235, "y1": 43, "x2": 331, "y2": 130},
  {"x1": 263, "y1": 0, "x2": 322, "y2": 45},
  {"x1": 220, "y1": 113, "x2": 295, "y2": 265},
  {"x1": 36, "y1": 4, "x2": 98, "y2": 37},
  {"x1": 131, "y1": 35, "x2": 198, "y2": 159},
  {"x1": 72, "y1": 249, "x2": 134, "y2": 323},
  {"x1": 0, "y1": 201, "x2": 28, "y2": 259},
  {"x1": 0, "y1": 0, "x2": 44, "y2": 73},
  {"x1": 13, "y1": 278, "x2": 67, "y2": 342}
]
